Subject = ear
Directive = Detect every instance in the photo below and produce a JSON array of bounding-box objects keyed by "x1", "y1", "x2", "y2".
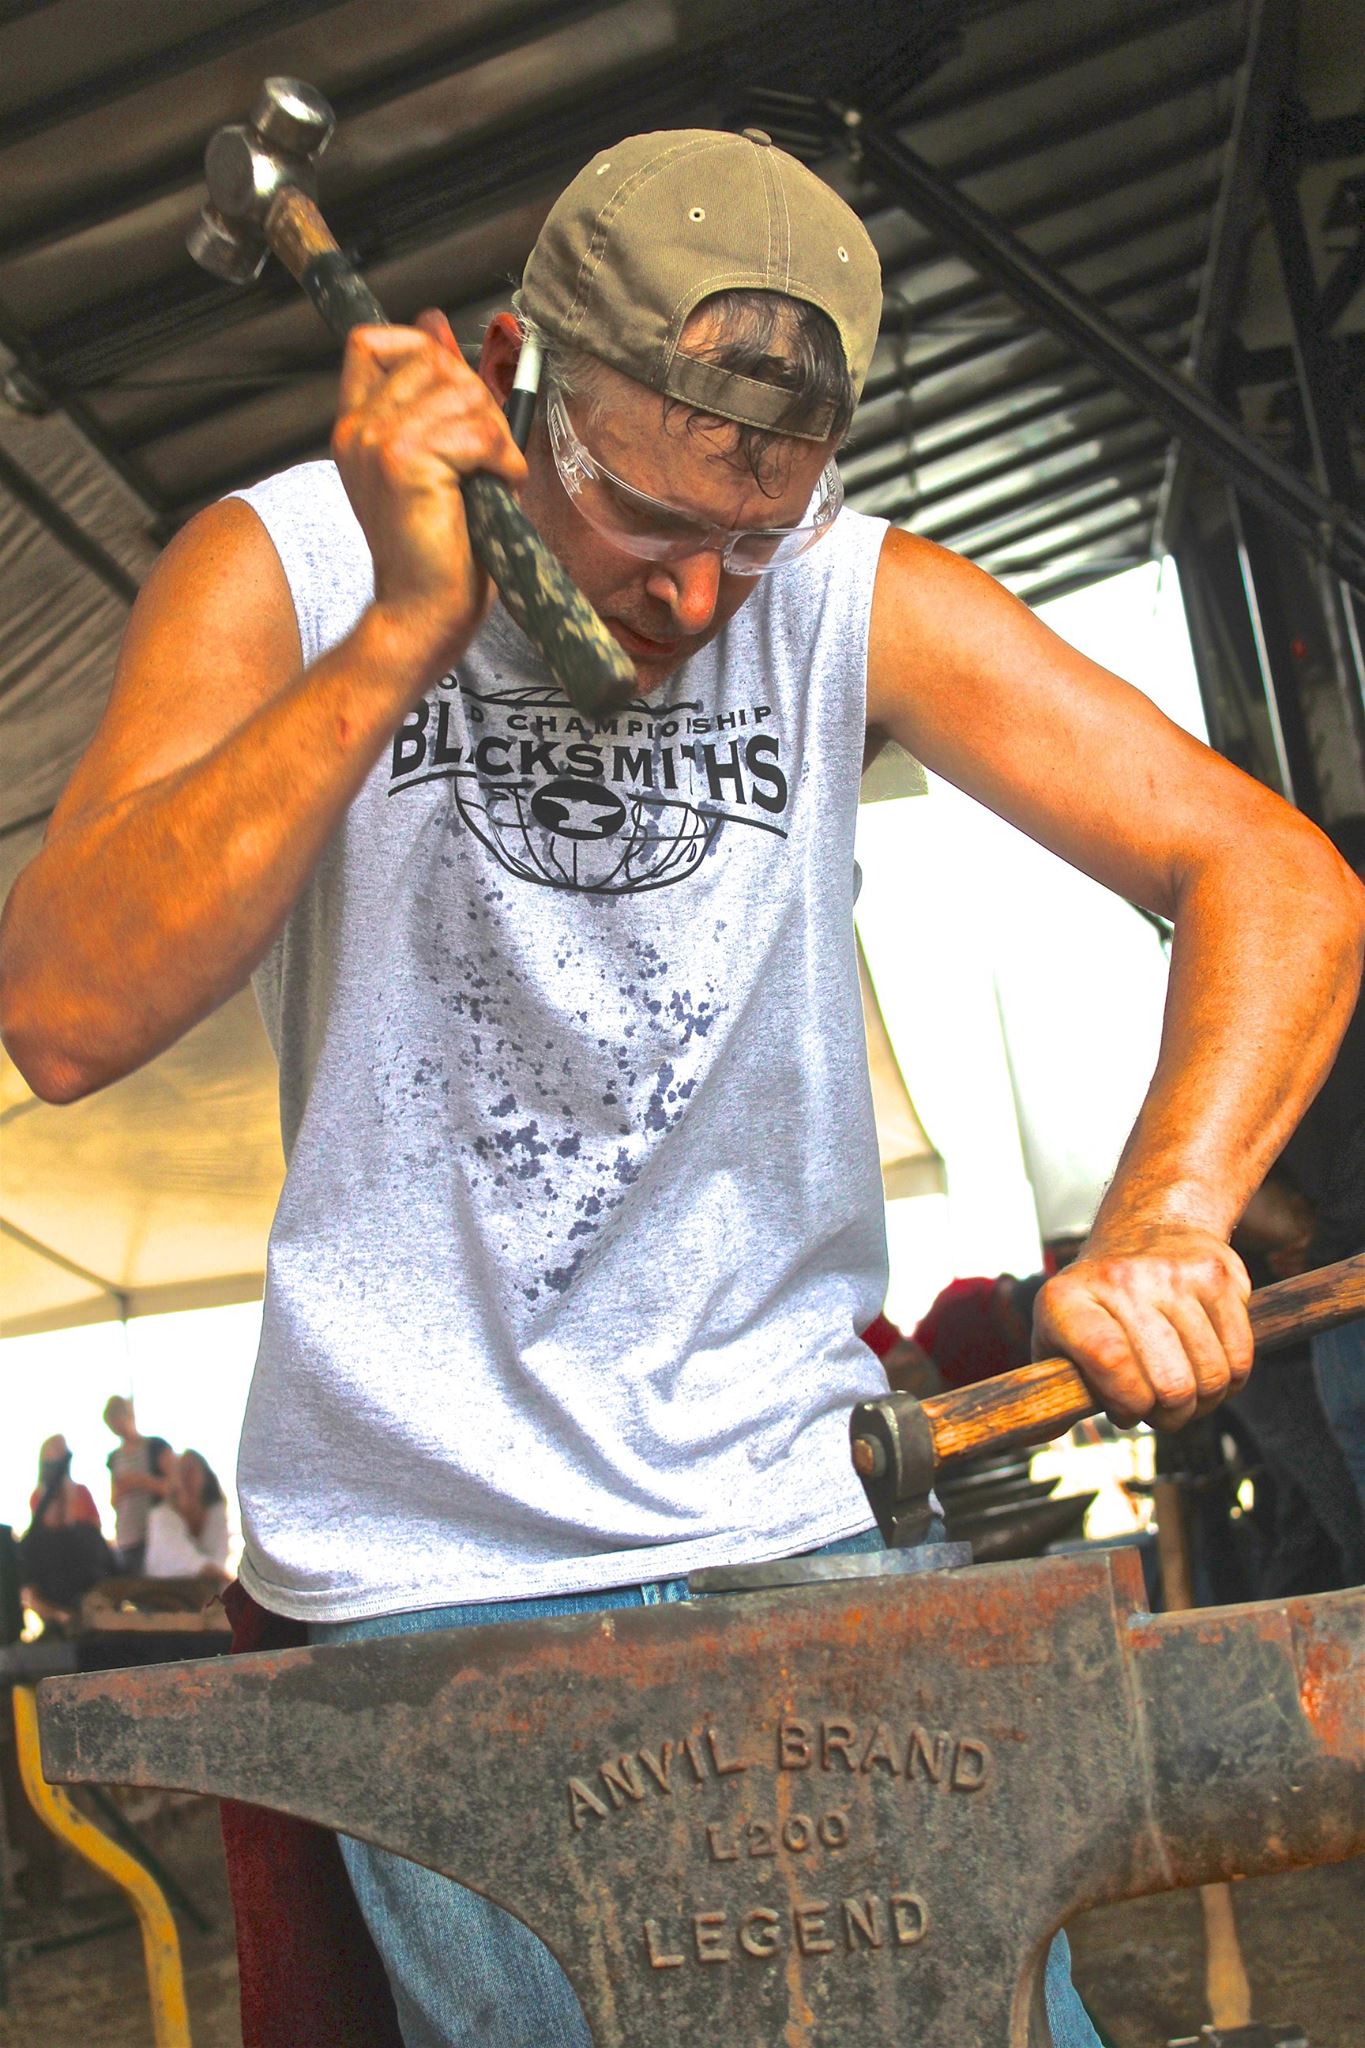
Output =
[{"x1": 479, "y1": 311, "x2": 523, "y2": 404}]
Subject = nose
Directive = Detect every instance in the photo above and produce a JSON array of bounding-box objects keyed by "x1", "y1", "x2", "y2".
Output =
[{"x1": 644, "y1": 549, "x2": 723, "y2": 635}]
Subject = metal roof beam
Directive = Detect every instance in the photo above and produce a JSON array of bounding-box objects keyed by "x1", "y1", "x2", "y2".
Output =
[
  {"x1": 871, "y1": 264, "x2": 1203, "y2": 416},
  {"x1": 1265, "y1": 107, "x2": 1365, "y2": 754},
  {"x1": 881, "y1": 162, "x2": 1222, "y2": 351},
  {"x1": 1012, "y1": 543, "x2": 1156, "y2": 609},
  {"x1": 1154, "y1": 0, "x2": 1297, "y2": 553},
  {"x1": 845, "y1": 336, "x2": 1187, "y2": 496},
  {"x1": 915, "y1": 43, "x2": 1240, "y2": 196},
  {"x1": 983, "y1": 500, "x2": 1161, "y2": 576},
  {"x1": 902, "y1": 413, "x2": 1166, "y2": 527},
  {"x1": 904, "y1": 0, "x2": 1226, "y2": 126},
  {"x1": 1229, "y1": 334, "x2": 1365, "y2": 385},
  {"x1": 962, "y1": 464, "x2": 1167, "y2": 558},
  {"x1": 906, "y1": 434, "x2": 1170, "y2": 544},
  {"x1": 0, "y1": 0, "x2": 652, "y2": 266},
  {"x1": 19, "y1": 24, "x2": 1234, "y2": 387},
  {"x1": 0, "y1": 438, "x2": 138, "y2": 602},
  {"x1": 851, "y1": 112, "x2": 1365, "y2": 592},
  {"x1": 0, "y1": 0, "x2": 354, "y2": 148}
]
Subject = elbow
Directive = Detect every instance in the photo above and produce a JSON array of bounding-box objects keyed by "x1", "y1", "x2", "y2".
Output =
[
  {"x1": 0, "y1": 886, "x2": 129, "y2": 1104},
  {"x1": 0, "y1": 966, "x2": 104, "y2": 1105},
  {"x1": 1317, "y1": 833, "x2": 1365, "y2": 968},
  {"x1": 0, "y1": 1021, "x2": 98, "y2": 1105}
]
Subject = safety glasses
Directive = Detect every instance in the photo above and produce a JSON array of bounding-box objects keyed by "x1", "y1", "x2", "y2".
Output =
[{"x1": 544, "y1": 380, "x2": 842, "y2": 576}]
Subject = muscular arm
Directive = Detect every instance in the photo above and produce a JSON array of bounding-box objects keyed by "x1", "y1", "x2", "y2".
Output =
[
  {"x1": 867, "y1": 528, "x2": 1365, "y2": 1422},
  {"x1": 0, "y1": 505, "x2": 434, "y2": 1100},
  {"x1": 0, "y1": 314, "x2": 525, "y2": 1103}
]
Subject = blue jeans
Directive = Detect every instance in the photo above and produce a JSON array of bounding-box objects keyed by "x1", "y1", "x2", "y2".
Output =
[{"x1": 312, "y1": 1532, "x2": 1099, "y2": 2047}]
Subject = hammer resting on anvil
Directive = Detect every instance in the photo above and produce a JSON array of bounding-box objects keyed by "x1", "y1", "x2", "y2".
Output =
[
  {"x1": 187, "y1": 77, "x2": 635, "y2": 716},
  {"x1": 850, "y1": 1252, "x2": 1365, "y2": 1545}
]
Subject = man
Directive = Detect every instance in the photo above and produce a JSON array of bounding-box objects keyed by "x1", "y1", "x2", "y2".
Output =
[
  {"x1": 1, "y1": 129, "x2": 1361, "y2": 2046},
  {"x1": 103, "y1": 1393, "x2": 172, "y2": 1574}
]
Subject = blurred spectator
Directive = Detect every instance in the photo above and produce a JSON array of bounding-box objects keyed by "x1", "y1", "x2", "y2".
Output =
[
  {"x1": 103, "y1": 1394, "x2": 172, "y2": 1574},
  {"x1": 27, "y1": 1434, "x2": 100, "y2": 1528},
  {"x1": 911, "y1": 1273, "x2": 1045, "y2": 1388},
  {"x1": 18, "y1": 1435, "x2": 115, "y2": 1630},
  {"x1": 861, "y1": 1311, "x2": 942, "y2": 1397},
  {"x1": 145, "y1": 1450, "x2": 232, "y2": 1585}
]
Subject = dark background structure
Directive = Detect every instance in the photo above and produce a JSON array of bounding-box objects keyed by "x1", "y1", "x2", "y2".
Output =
[{"x1": 0, "y1": 0, "x2": 1362, "y2": 1324}]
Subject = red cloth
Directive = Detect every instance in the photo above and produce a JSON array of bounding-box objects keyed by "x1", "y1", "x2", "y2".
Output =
[
  {"x1": 860, "y1": 1311, "x2": 903, "y2": 1360},
  {"x1": 912, "y1": 1276, "x2": 1015, "y2": 1389},
  {"x1": 218, "y1": 1581, "x2": 402, "y2": 2048},
  {"x1": 29, "y1": 1482, "x2": 101, "y2": 1526}
]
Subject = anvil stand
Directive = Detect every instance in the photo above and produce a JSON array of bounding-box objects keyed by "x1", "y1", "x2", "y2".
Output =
[{"x1": 35, "y1": 1541, "x2": 1365, "y2": 2046}]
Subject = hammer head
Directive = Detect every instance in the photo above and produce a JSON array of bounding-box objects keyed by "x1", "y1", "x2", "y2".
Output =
[
  {"x1": 850, "y1": 1390, "x2": 937, "y2": 1547},
  {"x1": 188, "y1": 76, "x2": 336, "y2": 284}
]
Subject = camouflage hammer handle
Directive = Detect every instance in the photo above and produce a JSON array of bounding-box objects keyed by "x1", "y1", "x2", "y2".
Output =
[{"x1": 265, "y1": 187, "x2": 635, "y2": 715}]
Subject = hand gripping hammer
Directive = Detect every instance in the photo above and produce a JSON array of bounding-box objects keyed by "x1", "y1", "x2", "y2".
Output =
[
  {"x1": 187, "y1": 78, "x2": 635, "y2": 715},
  {"x1": 850, "y1": 1251, "x2": 1365, "y2": 1545}
]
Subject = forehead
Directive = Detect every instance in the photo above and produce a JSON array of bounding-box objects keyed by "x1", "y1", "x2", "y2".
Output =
[{"x1": 574, "y1": 360, "x2": 828, "y2": 520}]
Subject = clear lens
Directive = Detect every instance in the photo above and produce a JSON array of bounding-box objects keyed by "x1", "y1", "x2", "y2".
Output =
[{"x1": 547, "y1": 384, "x2": 841, "y2": 576}]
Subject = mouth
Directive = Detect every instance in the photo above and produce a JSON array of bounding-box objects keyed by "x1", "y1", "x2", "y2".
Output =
[{"x1": 607, "y1": 619, "x2": 683, "y2": 662}]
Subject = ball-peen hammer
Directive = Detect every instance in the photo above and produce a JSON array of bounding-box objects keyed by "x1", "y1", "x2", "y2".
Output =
[{"x1": 187, "y1": 78, "x2": 635, "y2": 716}]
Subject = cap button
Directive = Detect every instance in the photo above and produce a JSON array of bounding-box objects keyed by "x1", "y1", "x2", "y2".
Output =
[{"x1": 740, "y1": 127, "x2": 773, "y2": 147}]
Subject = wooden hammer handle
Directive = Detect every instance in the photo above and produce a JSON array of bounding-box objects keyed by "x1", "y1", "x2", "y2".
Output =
[
  {"x1": 263, "y1": 188, "x2": 634, "y2": 715},
  {"x1": 924, "y1": 1251, "x2": 1365, "y2": 1468}
]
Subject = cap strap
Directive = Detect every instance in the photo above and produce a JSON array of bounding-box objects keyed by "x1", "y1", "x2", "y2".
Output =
[{"x1": 661, "y1": 354, "x2": 835, "y2": 441}]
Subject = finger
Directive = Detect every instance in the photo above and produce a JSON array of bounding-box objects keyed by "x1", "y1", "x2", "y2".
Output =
[
  {"x1": 377, "y1": 393, "x2": 528, "y2": 487},
  {"x1": 1099, "y1": 1294, "x2": 1202, "y2": 1429},
  {"x1": 1202, "y1": 1273, "x2": 1254, "y2": 1394},
  {"x1": 414, "y1": 307, "x2": 462, "y2": 356},
  {"x1": 1158, "y1": 1293, "x2": 1234, "y2": 1417},
  {"x1": 1034, "y1": 1287, "x2": 1153, "y2": 1429},
  {"x1": 337, "y1": 323, "x2": 431, "y2": 411},
  {"x1": 337, "y1": 324, "x2": 477, "y2": 417},
  {"x1": 353, "y1": 346, "x2": 478, "y2": 424}
]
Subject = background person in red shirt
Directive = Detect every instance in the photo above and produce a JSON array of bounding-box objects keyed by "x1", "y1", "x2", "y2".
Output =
[{"x1": 19, "y1": 1433, "x2": 113, "y2": 1631}]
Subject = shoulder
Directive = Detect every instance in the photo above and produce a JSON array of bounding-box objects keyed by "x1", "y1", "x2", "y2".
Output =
[
  {"x1": 228, "y1": 460, "x2": 367, "y2": 582},
  {"x1": 230, "y1": 457, "x2": 352, "y2": 530}
]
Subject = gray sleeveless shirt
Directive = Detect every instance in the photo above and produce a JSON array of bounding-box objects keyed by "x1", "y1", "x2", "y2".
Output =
[{"x1": 233, "y1": 460, "x2": 889, "y2": 1621}]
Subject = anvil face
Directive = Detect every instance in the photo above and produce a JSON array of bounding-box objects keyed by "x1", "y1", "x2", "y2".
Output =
[{"x1": 37, "y1": 1552, "x2": 1365, "y2": 2046}]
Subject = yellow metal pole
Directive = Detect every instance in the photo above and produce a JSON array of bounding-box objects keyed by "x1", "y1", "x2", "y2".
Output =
[{"x1": 12, "y1": 1684, "x2": 192, "y2": 2047}]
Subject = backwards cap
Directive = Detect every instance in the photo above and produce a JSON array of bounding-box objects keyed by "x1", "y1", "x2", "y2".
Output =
[{"x1": 521, "y1": 128, "x2": 882, "y2": 442}]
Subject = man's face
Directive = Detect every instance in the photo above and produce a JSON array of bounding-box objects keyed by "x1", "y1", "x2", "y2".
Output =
[{"x1": 513, "y1": 358, "x2": 834, "y2": 697}]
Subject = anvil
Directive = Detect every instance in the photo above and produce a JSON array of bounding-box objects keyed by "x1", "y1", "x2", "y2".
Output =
[{"x1": 37, "y1": 1548, "x2": 1365, "y2": 2046}]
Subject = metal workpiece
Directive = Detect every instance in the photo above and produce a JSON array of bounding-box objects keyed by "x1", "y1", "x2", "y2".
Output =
[{"x1": 37, "y1": 1553, "x2": 1365, "y2": 2047}]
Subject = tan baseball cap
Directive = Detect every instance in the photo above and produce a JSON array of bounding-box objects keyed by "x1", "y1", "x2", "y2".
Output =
[{"x1": 521, "y1": 128, "x2": 882, "y2": 442}]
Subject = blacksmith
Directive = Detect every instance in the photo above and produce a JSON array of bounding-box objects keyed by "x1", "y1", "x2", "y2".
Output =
[{"x1": 2, "y1": 129, "x2": 1362, "y2": 2048}]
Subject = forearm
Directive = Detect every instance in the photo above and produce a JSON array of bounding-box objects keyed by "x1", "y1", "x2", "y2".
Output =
[
  {"x1": 1090, "y1": 839, "x2": 1365, "y2": 1249},
  {"x1": 0, "y1": 604, "x2": 437, "y2": 1101}
]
